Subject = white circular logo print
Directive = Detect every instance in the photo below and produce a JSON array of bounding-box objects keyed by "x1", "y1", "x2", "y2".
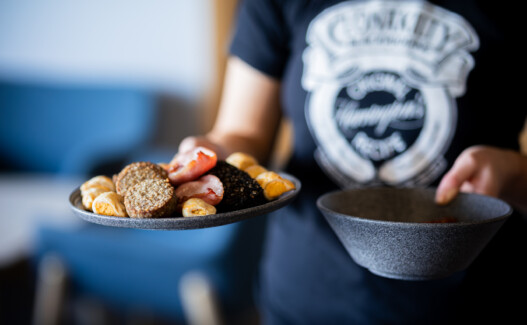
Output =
[
  {"x1": 336, "y1": 71, "x2": 424, "y2": 164},
  {"x1": 302, "y1": 0, "x2": 479, "y2": 188}
]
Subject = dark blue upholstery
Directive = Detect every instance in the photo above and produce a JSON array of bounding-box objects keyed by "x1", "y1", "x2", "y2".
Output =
[
  {"x1": 0, "y1": 81, "x2": 155, "y2": 175},
  {"x1": 35, "y1": 217, "x2": 265, "y2": 321}
]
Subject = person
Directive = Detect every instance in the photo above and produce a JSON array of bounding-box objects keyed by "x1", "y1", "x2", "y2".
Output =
[{"x1": 179, "y1": 0, "x2": 527, "y2": 323}]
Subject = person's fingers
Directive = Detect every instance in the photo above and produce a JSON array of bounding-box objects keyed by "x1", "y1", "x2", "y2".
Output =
[
  {"x1": 467, "y1": 165, "x2": 501, "y2": 197},
  {"x1": 178, "y1": 136, "x2": 205, "y2": 153},
  {"x1": 459, "y1": 182, "x2": 474, "y2": 193},
  {"x1": 177, "y1": 136, "x2": 229, "y2": 160},
  {"x1": 435, "y1": 152, "x2": 478, "y2": 205},
  {"x1": 436, "y1": 145, "x2": 518, "y2": 205},
  {"x1": 168, "y1": 136, "x2": 205, "y2": 166}
]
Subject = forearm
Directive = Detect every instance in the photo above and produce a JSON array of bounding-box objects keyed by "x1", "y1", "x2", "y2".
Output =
[
  {"x1": 178, "y1": 57, "x2": 283, "y2": 165},
  {"x1": 204, "y1": 57, "x2": 283, "y2": 164},
  {"x1": 203, "y1": 131, "x2": 278, "y2": 164}
]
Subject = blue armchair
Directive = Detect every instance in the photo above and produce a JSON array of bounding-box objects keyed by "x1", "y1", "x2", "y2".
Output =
[{"x1": 35, "y1": 217, "x2": 266, "y2": 323}]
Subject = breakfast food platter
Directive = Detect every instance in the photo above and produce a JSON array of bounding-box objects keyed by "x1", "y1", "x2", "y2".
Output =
[
  {"x1": 69, "y1": 149, "x2": 301, "y2": 230},
  {"x1": 69, "y1": 172, "x2": 300, "y2": 230}
]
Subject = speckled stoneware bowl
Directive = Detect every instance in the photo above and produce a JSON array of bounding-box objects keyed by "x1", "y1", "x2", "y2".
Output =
[{"x1": 317, "y1": 187, "x2": 512, "y2": 281}]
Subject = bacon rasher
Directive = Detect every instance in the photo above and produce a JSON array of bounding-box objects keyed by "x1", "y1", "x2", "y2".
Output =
[
  {"x1": 175, "y1": 174, "x2": 224, "y2": 206},
  {"x1": 166, "y1": 147, "x2": 217, "y2": 186}
]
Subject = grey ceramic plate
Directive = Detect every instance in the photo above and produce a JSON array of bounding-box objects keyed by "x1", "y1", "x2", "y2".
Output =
[{"x1": 70, "y1": 173, "x2": 300, "y2": 230}]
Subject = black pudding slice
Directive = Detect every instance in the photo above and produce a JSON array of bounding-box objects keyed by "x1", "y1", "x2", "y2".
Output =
[{"x1": 207, "y1": 161, "x2": 266, "y2": 212}]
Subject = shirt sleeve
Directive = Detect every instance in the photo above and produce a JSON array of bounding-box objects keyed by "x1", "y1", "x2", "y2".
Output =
[{"x1": 229, "y1": 0, "x2": 290, "y2": 79}]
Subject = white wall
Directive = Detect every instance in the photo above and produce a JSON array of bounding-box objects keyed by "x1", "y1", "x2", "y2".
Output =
[{"x1": 0, "y1": 0, "x2": 214, "y2": 100}]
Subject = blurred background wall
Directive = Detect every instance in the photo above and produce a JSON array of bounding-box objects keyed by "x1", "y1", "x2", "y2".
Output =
[
  {"x1": 0, "y1": 0, "x2": 213, "y2": 97},
  {"x1": 0, "y1": 0, "x2": 216, "y2": 154}
]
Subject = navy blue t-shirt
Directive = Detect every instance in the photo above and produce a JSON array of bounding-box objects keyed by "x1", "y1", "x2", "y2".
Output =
[{"x1": 230, "y1": 0, "x2": 526, "y2": 324}]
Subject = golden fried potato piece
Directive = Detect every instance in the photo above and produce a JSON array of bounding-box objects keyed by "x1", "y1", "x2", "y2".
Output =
[
  {"x1": 244, "y1": 164, "x2": 268, "y2": 178},
  {"x1": 255, "y1": 171, "x2": 295, "y2": 200},
  {"x1": 226, "y1": 152, "x2": 258, "y2": 171},
  {"x1": 262, "y1": 180, "x2": 290, "y2": 200},
  {"x1": 92, "y1": 192, "x2": 127, "y2": 217},
  {"x1": 182, "y1": 198, "x2": 217, "y2": 217},
  {"x1": 81, "y1": 187, "x2": 111, "y2": 211},
  {"x1": 80, "y1": 175, "x2": 115, "y2": 193}
]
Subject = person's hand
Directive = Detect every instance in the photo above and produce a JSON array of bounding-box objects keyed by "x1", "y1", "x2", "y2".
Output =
[
  {"x1": 175, "y1": 136, "x2": 229, "y2": 161},
  {"x1": 164, "y1": 136, "x2": 228, "y2": 186},
  {"x1": 435, "y1": 145, "x2": 522, "y2": 205}
]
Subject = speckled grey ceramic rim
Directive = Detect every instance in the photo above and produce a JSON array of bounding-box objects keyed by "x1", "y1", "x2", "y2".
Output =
[
  {"x1": 316, "y1": 187, "x2": 513, "y2": 227},
  {"x1": 70, "y1": 173, "x2": 301, "y2": 230}
]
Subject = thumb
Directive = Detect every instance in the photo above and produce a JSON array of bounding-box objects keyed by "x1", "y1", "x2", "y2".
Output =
[
  {"x1": 178, "y1": 136, "x2": 206, "y2": 154},
  {"x1": 178, "y1": 136, "x2": 229, "y2": 160}
]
